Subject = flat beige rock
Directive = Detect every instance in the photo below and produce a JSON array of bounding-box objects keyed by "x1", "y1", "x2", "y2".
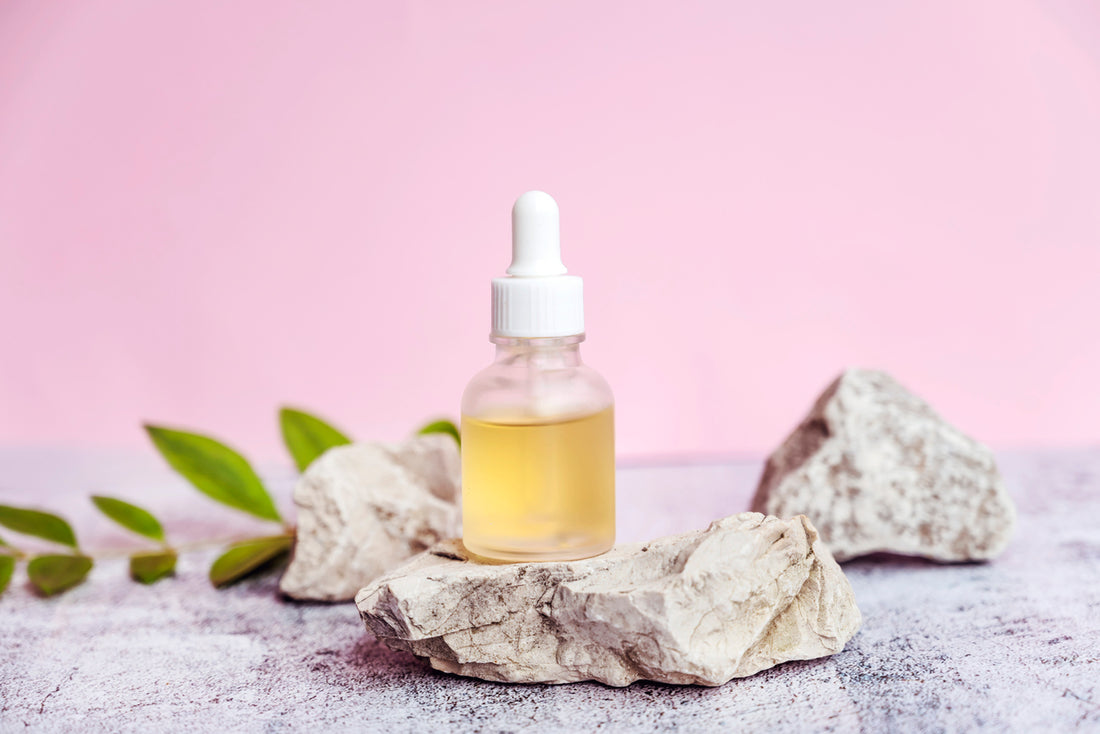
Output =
[
  {"x1": 356, "y1": 513, "x2": 861, "y2": 686},
  {"x1": 752, "y1": 369, "x2": 1016, "y2": 562},
  {"x1": 279, "y1": 435, "x2": 460, "y2": 602}
]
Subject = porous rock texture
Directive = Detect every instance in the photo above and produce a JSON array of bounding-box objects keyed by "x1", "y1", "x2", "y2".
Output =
[
  {"x1": 356, "y1": 512, "x2": 861, "y2": 686},
  {"x1": 279, "y1": 435, "x2": 460, "y2": 602},
  {"x1": 751, "y1": 368, "x2": 1016, "y2": 562}
]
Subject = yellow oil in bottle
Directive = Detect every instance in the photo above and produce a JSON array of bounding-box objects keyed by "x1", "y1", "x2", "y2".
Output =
[{"x1": 461, "y1": 406, "x2": 615, "y2": 562}]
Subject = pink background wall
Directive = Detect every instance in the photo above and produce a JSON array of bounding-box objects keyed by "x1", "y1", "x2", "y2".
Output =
[{"x1": 1, "y1": 1, "x2": 1098, "y2": 461}]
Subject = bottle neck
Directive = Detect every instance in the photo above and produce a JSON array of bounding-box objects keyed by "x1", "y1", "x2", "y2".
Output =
[{"x1": 490, "y1": 334, "x2": 585, "y2": 368}]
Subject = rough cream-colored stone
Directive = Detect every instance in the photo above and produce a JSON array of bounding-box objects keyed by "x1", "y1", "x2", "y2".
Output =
[
  {"x1": 751, "y1": 369, "x2": 1016, "y2": 562},
  {"x1": 356, "y1": 513, "x2": 861, "y2": 686},
  {"x1": 279, "y1": 436, "x2": 460, "y2": 602}
]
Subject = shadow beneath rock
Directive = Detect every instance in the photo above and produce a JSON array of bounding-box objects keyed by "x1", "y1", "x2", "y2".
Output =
[
  {"x1": 343, "y1": 632, "x2": 427, "y2": 675},
  {"x1": 339, "y1": 631, "x2": 837, "y2": 693},
  {"x1": 843, "y1": 552, "x2": 988, "y2": 569},
  {"x1": 626, "y1": 655, "x2": 835, "y2": 693},
  {"x1": 277, "y1": 592, "x2": 350, "y2": 606}
]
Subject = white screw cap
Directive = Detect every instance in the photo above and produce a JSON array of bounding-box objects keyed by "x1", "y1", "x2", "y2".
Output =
[{"x1": 491, "y1": 191, "x2": 584, "y2": 338}]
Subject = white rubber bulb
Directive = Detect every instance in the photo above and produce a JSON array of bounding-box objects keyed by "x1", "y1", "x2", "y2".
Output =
[{"x1": 508, "y1": 191, "x2": 567, "y2": 276}]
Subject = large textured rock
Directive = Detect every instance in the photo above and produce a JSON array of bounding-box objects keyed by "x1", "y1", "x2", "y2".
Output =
[
  {"x1": 356, "y1": 513, "x2": 861, "y2": 686},
  {"x1": 280, "y1": 435, "x2": 460, "y2": 602},
  {"x1": 752, "y1": 369, "x2": 1015, "y2": 562}
]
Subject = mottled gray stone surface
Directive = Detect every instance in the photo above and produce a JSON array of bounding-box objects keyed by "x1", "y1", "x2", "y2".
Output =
[
  {"x1": 359, "y1": 514, "x2": 860, "y2": 686},
  {"x1": 1, "y1": 446, "x2": 1098, "y2": 732},
  {"x1": 752, "y1": 369, "x2": 1016, "y2": 561}
]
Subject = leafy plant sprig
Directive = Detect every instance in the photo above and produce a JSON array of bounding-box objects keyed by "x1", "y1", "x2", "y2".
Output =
[
  {"x1": 90, "y1": 495, "x2": 176, "y2": 583},
  {"x1": 0, "y1": 505, "x2": 91, "y2": 596},
  {"x1": 280, "y1": 407, "x2": 352, "y2": 472},
  {"x1": 0, "y1": 409, "x2": 459, "y2": 598},
  {"x1": 417, "y1": 418, "x2": 461, "y2": 447}
]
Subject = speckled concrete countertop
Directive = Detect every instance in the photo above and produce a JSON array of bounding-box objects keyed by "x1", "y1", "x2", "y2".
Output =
[{"x1": 1, "y1": 447, "x2": 1098, "y2": 732}]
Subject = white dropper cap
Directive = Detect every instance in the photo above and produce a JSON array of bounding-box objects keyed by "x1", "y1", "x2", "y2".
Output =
[{"x1": 491, "y1": 191, "x2": 584, "y2": 338}]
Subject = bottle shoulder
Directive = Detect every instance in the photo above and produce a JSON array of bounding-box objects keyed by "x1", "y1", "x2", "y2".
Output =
[{"x1": 462, "y1": 362, "x2": 613, "y2": 422}]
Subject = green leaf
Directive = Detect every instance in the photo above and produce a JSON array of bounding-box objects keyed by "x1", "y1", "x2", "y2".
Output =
[
  {"x1": 27, "y1": 555, "x2": 92, "y2": 596},
  {"x1": 130, "y1": 550, "x2": 177, "y2": 584},
  {"x1": 0, "y1": 505, "x2": 78, "y2": 548},
  {"x1": 417, "y1": 418, "x2": 461, "y2": 447},
  {"x1": 144, "y1": 425, "x2": 282, "y2": 523},
  {"x1": 209, "y1": 536, "x2": 293, "y2": 588},
  {"x1": 279, "y1": 407, "x2": 352, "y2": 472},
  {"x1": 0, "y1": 555, "x2": 14, "y2": 596},
  {"x1": 91, "y1": 496, "x2": 165, "y2": 542}
]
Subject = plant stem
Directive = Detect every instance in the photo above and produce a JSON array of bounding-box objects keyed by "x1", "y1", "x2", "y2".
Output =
[
  {"x1": 0, "y1": 530, "x2": 295, "y2": 561},
  {"x1": 174, "y1": 531, "x2": 295, "y2": 554}
]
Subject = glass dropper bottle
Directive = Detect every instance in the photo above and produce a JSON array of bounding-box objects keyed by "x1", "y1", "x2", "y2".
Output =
[{"x1": 460, "y1": 191, "x2": 615, "y2": 562}]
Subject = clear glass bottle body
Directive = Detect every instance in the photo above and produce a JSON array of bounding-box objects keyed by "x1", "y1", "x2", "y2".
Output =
[{"x1": 461, "y1": 334, "x2": 615, "y2": 562}]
